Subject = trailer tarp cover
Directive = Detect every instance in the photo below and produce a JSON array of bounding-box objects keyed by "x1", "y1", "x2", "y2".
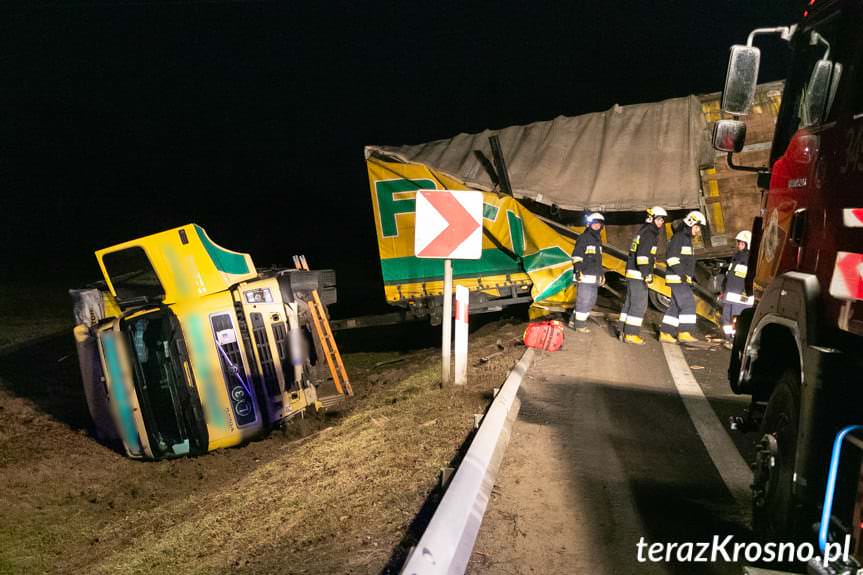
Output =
[{"x1": 367, "y1": 95, "x2": 712, "y2": 212}]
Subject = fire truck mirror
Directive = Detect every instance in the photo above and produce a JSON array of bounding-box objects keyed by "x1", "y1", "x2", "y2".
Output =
[
  {"x1": 712, "y1": 119, "x2": 747, "y2": 153},
  {"x1": 803, "y1": 59, "x2": 834, "y2": 127},
  {"x1": 721, "y1": 45, "x2": 760, "y2": 116}
]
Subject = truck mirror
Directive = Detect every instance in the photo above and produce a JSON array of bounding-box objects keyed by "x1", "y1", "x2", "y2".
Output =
[
  {"x1": 712, "y1": 119, "x2": 747, "y2": 153},
  {"x1": 721, "y1": 45, "x2": 761, "y2": 116},
  {"x1": 803, "y1": 59, "x2": 833, "y2": 126}
]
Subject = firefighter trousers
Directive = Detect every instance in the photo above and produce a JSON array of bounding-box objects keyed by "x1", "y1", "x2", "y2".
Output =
[
  {"x1": 721, "y1": 301, "x2": 751, "y2": 340},
  {"x1": 660, "y1": 283, "x2": 697, "y2": 337},
  {"x1": 620, "y1": 278, "x2": 648, "y2": 336},
  {"x1": 571, "y1": 282, "x2": 598, "y2": 328}
]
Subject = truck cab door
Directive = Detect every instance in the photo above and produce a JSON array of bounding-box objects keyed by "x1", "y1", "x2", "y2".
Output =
[
  {"x1": 95, "y1": 323, "x2": 151, "y2": 458},
  {"x1": 756, "y1": 128, "x2": 819, "y2": 294}
]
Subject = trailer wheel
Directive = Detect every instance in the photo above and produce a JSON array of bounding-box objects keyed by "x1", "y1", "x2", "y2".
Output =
[
  {"x1": 752, "y1": 371, "x2": 801, "y2": 541},
  {"x1": 648, "y1": 290, "x2": 671, "y2": 313}
]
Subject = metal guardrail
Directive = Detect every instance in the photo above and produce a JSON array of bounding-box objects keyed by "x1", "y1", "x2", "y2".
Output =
[{"x1": 400, "y1": 347, "x2": 536, "y2": 575}]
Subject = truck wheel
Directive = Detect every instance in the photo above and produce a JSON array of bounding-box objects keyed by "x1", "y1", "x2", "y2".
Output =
[
  {"x1": 728, "y1": 308, "x2": 753, "y2": 394},
  {"x1": 752, "y1": 371, "x2": 801, "y2": 541},
  {"x1": 648, "y1": 290, "x2": 671, "y2": 313}
]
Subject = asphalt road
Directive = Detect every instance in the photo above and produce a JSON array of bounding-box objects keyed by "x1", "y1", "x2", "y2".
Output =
[{"x1": 469, "y1": 302, "x2": 770, "y2": 575}]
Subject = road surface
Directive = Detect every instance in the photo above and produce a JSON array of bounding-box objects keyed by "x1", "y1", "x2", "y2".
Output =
[{"x1": 469, "y1": 300, "x2": 765, "y2": 575}]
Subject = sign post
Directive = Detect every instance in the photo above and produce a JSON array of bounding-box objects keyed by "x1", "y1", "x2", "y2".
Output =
[
  {"x1": 442, "y1": 259, "x2": 453, "y2": 384},
  {"x1": 414, "y1": 190, "x2": 483, "y2": 386},
  {"x1": 454, "y1": 284, "x2": 469, "y2": 385}
]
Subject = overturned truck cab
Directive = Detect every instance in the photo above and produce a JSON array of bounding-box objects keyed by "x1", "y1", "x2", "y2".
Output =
[{"x1": 70, "y1": 224, "x2": 348, "y2": 460}]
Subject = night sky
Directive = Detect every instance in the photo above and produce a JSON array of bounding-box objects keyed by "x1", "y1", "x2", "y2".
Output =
[{"x1": 2, "y1": 1, "x2": 802, "y2": 315}]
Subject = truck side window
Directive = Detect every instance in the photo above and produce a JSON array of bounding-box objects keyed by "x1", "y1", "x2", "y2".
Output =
[{"x1": 102, "y1": 247, "x2": 164, "y2": 303}]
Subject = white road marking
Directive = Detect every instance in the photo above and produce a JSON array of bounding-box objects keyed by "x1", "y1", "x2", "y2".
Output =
[{"x1": 662, "y1": 342, "x2": 753, "y2": 504}]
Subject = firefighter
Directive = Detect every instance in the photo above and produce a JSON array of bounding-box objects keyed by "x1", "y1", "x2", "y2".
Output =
[
  {"x1": 619, "y1": 206, "x2": 667, "y2": 345},
  {"x1": 659, "y1": 210, "x2": 706, "y2": 344},
  {"x1": 568, "y1": 212, "x2": 605, "y2": 333},
  {"x1": 720, "y1": 230, "x2": 754, "y2": 347}
]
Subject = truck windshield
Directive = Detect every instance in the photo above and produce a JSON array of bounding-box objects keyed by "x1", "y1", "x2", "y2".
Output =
[{"x1": 124, "y1": 311, "x2": 207, "y2": 458}]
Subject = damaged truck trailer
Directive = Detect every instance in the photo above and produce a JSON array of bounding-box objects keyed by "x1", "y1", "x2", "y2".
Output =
[{"x1": 365, "y1": 83, "x2": 783, "y2": 325}]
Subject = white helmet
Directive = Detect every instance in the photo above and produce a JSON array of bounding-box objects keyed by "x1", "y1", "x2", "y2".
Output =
[
  {"x1": 646, "y1": 206, "x2": 668, "y2": 221},
  {"x1": 684, "y1": 210, "x2": 707, "y2": 228},
  {"x1": 586, "y1": 212, "x2": 605, "y2": 224},
  {"x1": 735, "y1": 230, "x2": 752, "y2": 249}
]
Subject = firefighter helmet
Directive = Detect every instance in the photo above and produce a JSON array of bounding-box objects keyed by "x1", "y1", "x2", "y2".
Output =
[
  {"x1": 586, "y1": 212, "x2": 605, "y2": 225},
  {"x1": 646, "y1": 206, "x2": 668, "y2": 222},
  {"x1": 684, "y1": 210, "x2": 707, "y2": 228},
  {"x1": 735, "y1": 230, "x2": 752, "y2": 249}
]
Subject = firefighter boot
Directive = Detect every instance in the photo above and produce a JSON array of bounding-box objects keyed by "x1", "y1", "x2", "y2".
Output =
[
  {"x1": 624, "y1": 334, "x2": 646, "y2": 346},
  {"x1": 677, "y1": 332, "x2": 699, "y2": 343},
  {"x1": 659, "y1": 332, "x2": 677, "y2": 344}
]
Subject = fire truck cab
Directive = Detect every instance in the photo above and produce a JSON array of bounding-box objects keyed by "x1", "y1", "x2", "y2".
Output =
[{"x1": 714, "y1": 0, "x2": 863, "y2": 553}]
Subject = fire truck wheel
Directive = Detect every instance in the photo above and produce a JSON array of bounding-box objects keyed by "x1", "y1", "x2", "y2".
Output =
[
  {"x1": 728, "y1": 308, "x2": 753, "y2": 394},
  {"x1": 752, "y1": 371, "x2": 801, "y2": 542}
]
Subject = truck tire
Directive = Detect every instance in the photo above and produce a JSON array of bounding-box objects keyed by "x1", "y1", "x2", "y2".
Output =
[
  {"x1": 648, "y1": 290, "x2": 671, "y2": 313},
  {"x1": 728, "y1": 308, "x2": 754, "y2": 394},
  {"x1": 752, "y1": 370, "x2": 801, "y2": 542}
]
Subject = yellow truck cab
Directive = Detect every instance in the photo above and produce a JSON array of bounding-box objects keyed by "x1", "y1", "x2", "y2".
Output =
[{"x1": 70, "y1": 224, "x2": 347, "y2": 459}]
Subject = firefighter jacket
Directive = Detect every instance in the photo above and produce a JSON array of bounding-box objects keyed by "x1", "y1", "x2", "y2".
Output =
[
  {"x1": 665, "y1": 225, "x2": 696, "y2": 284},
  {"x1": 571, "y1": 227, "x2": 603, "y2": 283},
  {"x1": 723, "y1": 249, "x2": 753, "y2": 305},
  {"x1": 625, "y1": 223, "x2": 659, "y2": 280}
]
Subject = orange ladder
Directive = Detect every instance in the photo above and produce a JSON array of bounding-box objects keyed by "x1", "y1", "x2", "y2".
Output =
[{"x1": 292, "y1": 255, "x2": 352, "y2": 397}]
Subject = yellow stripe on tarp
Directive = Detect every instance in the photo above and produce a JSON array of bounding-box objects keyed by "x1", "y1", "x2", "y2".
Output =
[{"x1": 703, "y1": 167, "x2": 726, "y2": 234}]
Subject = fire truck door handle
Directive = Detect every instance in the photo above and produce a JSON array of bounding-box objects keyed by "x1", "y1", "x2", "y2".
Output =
[{"x1": 790, "y1": 208, "x2": 807, "y2": 247}]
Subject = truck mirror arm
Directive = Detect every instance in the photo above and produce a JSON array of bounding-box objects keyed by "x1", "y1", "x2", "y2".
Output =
[
  {"x1": 746, "y1": 26, "x2": 794, "y2": 47},
  {"x1": 726, "y1": 152, "x2": 769, "y2": 175}
]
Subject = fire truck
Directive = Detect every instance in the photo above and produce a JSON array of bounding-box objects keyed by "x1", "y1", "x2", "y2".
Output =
[{"x1": 715, "y1": 0, "x2": 863, "y2": 568}]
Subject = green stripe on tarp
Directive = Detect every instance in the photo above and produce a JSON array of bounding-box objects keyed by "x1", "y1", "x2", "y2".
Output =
[
  {"x1": 101, "y1": 333, "x2": 142, "y2": 455},
  {"x1": 483, "y1": 203, "x2": 499, "y2": 222},
  {"x1": 507, "y1": 211, "x2": 524, "y2": 257},
  {"x1": 523, "y1": 246, "x2": 570, "y2": 272},
  {"x1": 380, "y1": 249, "x2": 523, "y2": 283},
  {"x1": 375, "y1": 178, "x2": 436, "y2": 237},
  {"x1": 194, "y1": 225, "x2": 250, "y2": 275},
  {"x1": 534, "y1": 269, "x2": 573, "y2": 301}
]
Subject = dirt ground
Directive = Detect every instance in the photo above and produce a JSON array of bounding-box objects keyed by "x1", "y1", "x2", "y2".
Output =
[{"x1": 0, "y1": 298, "x2": 529, "y2": 575}]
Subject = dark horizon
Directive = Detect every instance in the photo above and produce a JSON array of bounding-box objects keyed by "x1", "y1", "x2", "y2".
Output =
[{"x1": 1, "y1": 1, "x2": 803, "y2": 315}]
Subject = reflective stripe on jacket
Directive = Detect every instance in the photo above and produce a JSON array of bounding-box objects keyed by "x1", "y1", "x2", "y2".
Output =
[
  {"x1": 665, "y1": 225, "x2": 695, "y2": 284},
  {"x1": 626, "y1": 223, "x2": 659, "y2": 278},
  {"x1": 723, "y1": 249, "x2": 750, "y2": 296},
  {"x1": 571, "y1": 227, "x2": 603, "y2": 281}
]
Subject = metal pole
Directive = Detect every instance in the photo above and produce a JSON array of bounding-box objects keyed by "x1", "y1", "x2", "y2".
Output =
[
  {"x1": 442, "y1": 259, "x2": 453, "y2": 385},
  {"x1": 489, "y1": 134, "x2": 513, "y2": 196},
  {"x1": 454, "y1": 285, "x2": 469, "y2": 385}
]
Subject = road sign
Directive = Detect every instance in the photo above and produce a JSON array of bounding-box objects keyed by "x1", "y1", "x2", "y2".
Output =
[
  {"x1": 414, "y1": 190, "x2": 483, "y2": 259},
  {"x1": 830, "y1": 251, "x2": 863, "y2": 301},
  {"x1": 843, "y1": 208, "x2": 863, "y2": 227}
]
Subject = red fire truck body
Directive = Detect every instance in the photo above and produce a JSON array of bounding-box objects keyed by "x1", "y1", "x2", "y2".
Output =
[{"x1": 717, "y1": 0, "x2": 863, "y2": 555}]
